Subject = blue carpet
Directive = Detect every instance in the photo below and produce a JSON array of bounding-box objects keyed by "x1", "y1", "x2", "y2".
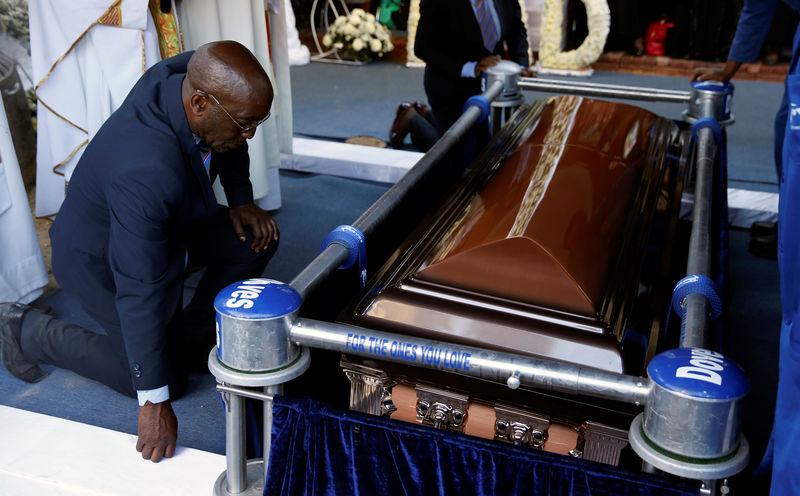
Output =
[{"x1": 267, "y1": 170, "x2": 390, "y2": 283}]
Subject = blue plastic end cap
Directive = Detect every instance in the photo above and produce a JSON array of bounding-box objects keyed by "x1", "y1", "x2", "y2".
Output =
[
  {"x1": 691, "y1": 80, "x2": 735, "y2": 93},
  {"x1": 214, "y1": 278, "x2": 302, "y2": 320},
  {"x1": 648, "y1": 348, "x2": 748, "y2": 400},
  {"x1": 463, "y1": 95, "x2": 491, "y2": 122}
]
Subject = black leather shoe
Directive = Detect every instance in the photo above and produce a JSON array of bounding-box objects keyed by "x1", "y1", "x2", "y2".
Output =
[
  {"x1": 412, "y1": 101, "x2": 430, "y2": 118},
  {"x1": 750, "y1": 221, "x2": 777, "y2": 238},
  {"x1": 0, "y1": 302, "x2": 48, "y2": 383},
  {"x1": 749, "y1": 234, "x2": 778, "y2": 259},
  {"x1": 390, "y1": 102, "x2": 414, "y2": 149}
]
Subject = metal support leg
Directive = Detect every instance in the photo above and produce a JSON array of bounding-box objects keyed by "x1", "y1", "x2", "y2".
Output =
[
  {"x1": 223, "y1": 389, "x2": 247, "y2": 494},
  {"x1": 641, "y1": 461, "x2": 659, "y2": 474},
  {"x1": 263, "y1": 384, "x2": 281, "y2": 484},
  {"x1": 209, "y1": 345, "x2": 311, "y2": 496}
]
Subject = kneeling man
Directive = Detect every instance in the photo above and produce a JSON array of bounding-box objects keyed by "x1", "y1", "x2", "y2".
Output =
[{"x1": 0, "y1": 41, "x2": 279, "y2": 462}]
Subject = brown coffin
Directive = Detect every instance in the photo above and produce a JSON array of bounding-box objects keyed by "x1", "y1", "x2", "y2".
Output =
[{"x1": 346, "y1": 96, "x2": 687, "y2": 374}]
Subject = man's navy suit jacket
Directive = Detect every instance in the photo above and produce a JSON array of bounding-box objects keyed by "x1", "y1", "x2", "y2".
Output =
[
  {"x1": 415, "y1": 0, "x2": 529, "y2": 84},
  {"x1": 415, "y1": 0, "x2": 529, "y2": 132},
  {"x1": 50, "y1": 51, "x2": 253, "y2": 390}
]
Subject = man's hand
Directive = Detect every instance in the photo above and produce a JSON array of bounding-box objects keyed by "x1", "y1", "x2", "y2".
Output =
[
  {"x1": 692, "y1": 68, "x2": 730, "y2": 82},
  {"x1": 229, "y1": 203, "x2": 279, "y2": 253},
  {"x1": 475, "y1": 55, "x2": 501, "y2": 77},
  {"x1": 692, "y1": 60, "x2": 741, "y2": 83},
  {"x1": 137, "y1": 400, "x2": 178, "y2": 463}
]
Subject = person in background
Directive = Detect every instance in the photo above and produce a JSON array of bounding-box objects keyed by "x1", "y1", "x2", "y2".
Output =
[
  {"x1": 390, "y1": 0, "x2": 532, "y2": 155},
  {"x1": 693, "y1": 1, "x2": 800, "y2": 493},
  {"x1": 694, "y1": 1, "x2": 794, "y2": 258},
  {"x1": 0, "y1": 41, "x2": 278, "y2": 463}
]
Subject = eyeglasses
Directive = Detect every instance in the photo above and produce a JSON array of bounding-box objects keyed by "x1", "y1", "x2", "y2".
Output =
[{"x1": 196, "y1": 89, "x2": 270, "y2": 134}]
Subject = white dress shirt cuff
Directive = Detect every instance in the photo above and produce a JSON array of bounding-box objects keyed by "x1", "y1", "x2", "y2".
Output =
[{"x1": 137, "y1": 385, "x2": 170, "y2": 406}]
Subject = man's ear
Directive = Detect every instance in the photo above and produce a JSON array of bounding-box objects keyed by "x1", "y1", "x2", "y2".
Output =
[{"x1": 189, "y1": 92, "x2": 208, "y2": 117}]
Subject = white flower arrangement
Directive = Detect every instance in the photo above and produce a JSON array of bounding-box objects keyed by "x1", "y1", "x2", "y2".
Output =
[
  {"x1": 539, "y1": 0, "x2": 609, "y2": 72},
  {"x1": 322, "y1": 8, "x2": 394, "y2": 62}
]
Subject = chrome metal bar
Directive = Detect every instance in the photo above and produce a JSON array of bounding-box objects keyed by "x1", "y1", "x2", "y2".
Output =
[
  {"x1": 217, "y1": 384, "x2": 276, "y2": 402},
  {"x1": 263, "y1": 384, "x2": 281, "y2": 485},
  {"x1": 291, "y1": 318, "x2": 651, "y2": 406},
  {"x1": 681, "y1": 293, "x2": 711, "y2": 349},
  {"x1": 222, "y1": 388, "x2": 247, "y2": 493},
  {"x1": 522, "y1": 77, "x2": 691, "y2": 95},
  {"x1": 291, "y1": 80, "x2": 506, "y2": 298},
  {"x1": 681, "y1": 97, "x2": 719, "y2": 349},
  {"x1": 519, "y1": 78, "x2": 692, "y2": 103}
]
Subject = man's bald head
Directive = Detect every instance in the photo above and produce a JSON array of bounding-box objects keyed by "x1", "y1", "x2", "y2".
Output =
[
  {"x1": 186, "y1": 40, "x2": 271, "y2": 104},
  {"x1": 183, "y1": 41, "x2": 274, "y2": 152}
]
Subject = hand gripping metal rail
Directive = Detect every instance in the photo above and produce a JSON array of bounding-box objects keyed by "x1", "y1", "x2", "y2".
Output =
[{"x1": 207, "y1": 71, "x2": 747, "y2": 496}]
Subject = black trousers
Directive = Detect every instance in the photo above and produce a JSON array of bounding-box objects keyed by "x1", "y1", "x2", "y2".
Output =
[
  {"x1": 20, "y1": 206, "x2": 277, "y2": 398},
  {"x1": 409, "y1": 111, "x2": 439, "y2": 152},
  {"x1": 423, "y1": 67, "x2": 489, "y2": 172}
]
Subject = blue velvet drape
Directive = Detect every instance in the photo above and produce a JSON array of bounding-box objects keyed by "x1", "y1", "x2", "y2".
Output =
[{"x1": 264, "y1": 395, "x2": 700, "y2": 496}]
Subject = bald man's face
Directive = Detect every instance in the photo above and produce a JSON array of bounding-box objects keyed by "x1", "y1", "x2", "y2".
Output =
[{"x1": 194, "y1": 87, "x2": 273, "y2": 152}]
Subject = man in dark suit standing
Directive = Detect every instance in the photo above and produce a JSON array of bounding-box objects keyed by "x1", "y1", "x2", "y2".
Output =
[
  {"x1": 390, "y1": 0, "x2": 531, "y2": 154},
  {"x1": 0, "y1": 41, "x2": 277, "y2": 462}
]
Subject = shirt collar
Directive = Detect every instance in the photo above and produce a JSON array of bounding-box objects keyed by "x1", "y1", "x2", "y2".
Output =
[{"x1": 192, "y1": 133, "x2": 211, "y2": 153}]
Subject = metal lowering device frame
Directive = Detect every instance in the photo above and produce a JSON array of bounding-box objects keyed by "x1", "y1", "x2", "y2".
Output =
[{"x1": 208, "y1": 65, "x2": 744, "y2": 496}]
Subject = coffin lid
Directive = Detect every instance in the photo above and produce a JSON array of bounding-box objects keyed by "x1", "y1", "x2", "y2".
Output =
[{"x1": 415, "y1": 96, "x2": 658, "y2": 318}]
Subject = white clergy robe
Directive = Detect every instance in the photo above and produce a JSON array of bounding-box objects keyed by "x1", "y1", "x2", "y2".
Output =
[
  {"x1": 29, "y1": 0, "x2": 167, "y2": 218},
  {"x1": 0, "y1": 102, "x2": 48, "y2": 303}
]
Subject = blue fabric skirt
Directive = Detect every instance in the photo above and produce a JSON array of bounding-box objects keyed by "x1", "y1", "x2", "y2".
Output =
[{"x1": 264, "y1": 395, "x2": 700, "y2": 496}]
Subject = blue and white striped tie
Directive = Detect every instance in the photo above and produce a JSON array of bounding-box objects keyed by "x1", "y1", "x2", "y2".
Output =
[{"x1": 475, "y1": 0, "x2": 499, "y2": 52}]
